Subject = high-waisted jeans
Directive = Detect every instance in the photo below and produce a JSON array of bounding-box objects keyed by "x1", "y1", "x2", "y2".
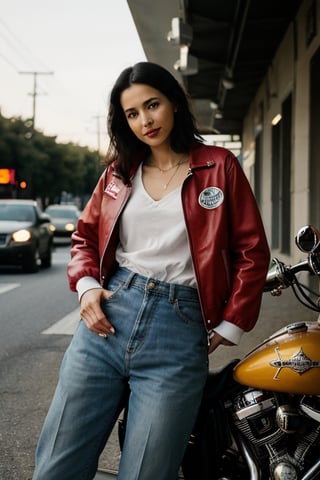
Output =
[{"x1": 33, "y1": 267, "x2": 209, "y2": 480}]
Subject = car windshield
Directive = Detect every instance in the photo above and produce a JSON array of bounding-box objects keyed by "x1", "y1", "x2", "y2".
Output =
[
  {"x1": 0, "y1": 204, "x2": 36, "y2": 222},
  {"x1": 46, "y1": 208, "x2": 79, "y2": 220}
]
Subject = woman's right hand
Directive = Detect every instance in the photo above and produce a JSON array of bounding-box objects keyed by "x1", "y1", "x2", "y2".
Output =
[
  {"x1": 208, "y1": 331, "x2": 234, "y2": 354},
  {"x1": 79, "y1": 288, "x2": 115, "y2": 337}
]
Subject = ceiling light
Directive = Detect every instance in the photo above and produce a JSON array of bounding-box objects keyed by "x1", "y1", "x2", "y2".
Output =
[
  {"x1": 167, "y1": 17, "x2": 193, "y2": 46},
  {"x1": 271, "y1": 114, "x2": 282, "y2": 125},
  {"x1": 209, "y1": 101, "x2": 218, "y2": 110},
  {"x1": 174, "y1": 46, "x2": 198, "y2": 75},
  {"x1": 222, "y1": 76, "x2": 235, "y2": 90}
]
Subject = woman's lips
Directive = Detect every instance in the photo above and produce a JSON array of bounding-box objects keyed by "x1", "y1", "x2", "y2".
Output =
[{"x1": 144, "y1": 128, "x2": 160, "y2": 138}]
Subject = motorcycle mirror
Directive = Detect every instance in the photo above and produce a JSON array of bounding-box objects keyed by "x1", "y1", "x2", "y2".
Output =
[{"x1": 295, "y1": 225, "x2": 320, "y2": 253}]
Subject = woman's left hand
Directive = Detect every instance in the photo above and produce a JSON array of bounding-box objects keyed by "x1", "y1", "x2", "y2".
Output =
[{"x1": 208, "y1": 332, "x2": 234, "y2": 354}]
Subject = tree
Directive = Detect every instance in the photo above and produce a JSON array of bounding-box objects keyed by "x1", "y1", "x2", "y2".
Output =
[{"x1": 0, "y1": 112, "x2": 103, "y2": 204}]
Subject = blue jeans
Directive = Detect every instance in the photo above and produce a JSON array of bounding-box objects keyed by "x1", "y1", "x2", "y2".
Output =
[{"x1": 33, "y1": 268, "x2": 209, "y2": 480}]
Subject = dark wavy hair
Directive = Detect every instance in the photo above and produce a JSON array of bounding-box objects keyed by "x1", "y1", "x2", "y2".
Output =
[{"x1": 105, "y1": 61, "x2": 203, "y2": 183}]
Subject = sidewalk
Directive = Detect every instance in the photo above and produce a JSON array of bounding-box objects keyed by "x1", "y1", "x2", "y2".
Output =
[{"x1": 95, "y1": 287, "x2": 319, "y2": 478}]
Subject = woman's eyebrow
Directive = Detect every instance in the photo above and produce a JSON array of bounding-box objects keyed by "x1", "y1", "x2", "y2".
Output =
[
  {"x1": 124, "y1": 97, "x2": 160, "y2": 114},
  {"x1": 143, "y1": 96, "x2": 160, "y2": 106}
]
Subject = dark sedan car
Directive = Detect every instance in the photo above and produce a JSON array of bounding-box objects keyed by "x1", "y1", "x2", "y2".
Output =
[
  {"x1": 45, "y1": 204, "x2": 81, "y2": 239},
  {"x1": 0, "y1": 199, "x2": 53, "y2": 272}
]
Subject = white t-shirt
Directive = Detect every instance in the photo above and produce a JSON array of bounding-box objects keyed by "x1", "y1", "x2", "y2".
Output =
[{"x1": 115, "y1": 163, "x2": 196, "y2": 287}]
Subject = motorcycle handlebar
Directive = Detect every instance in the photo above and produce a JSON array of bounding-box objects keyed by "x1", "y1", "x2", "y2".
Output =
[
  {"x1": 263, "y1": 226, "x2": 320, "y2": 310},
  {"x1": 263, "y1": 258, "x2": 312, "y2": 293}
]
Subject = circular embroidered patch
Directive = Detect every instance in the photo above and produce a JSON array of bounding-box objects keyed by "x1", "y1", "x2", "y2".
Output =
[{"x1": 198, "y1": 187, "x2": 224, "y2": 209}]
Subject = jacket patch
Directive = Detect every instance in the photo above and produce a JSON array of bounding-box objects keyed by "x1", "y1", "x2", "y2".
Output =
[
  {"x1": 198, "y1": 187, "x2": 224, "y2": 210},
  {"x1": 105, "y1": 181, "x2": 120, "y2": 199}
]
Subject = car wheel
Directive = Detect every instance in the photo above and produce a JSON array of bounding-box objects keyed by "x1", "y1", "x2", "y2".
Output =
[
  {"x1": 41, "y1": 242, "x2": 52, "y2": 268},
  {"x1": 22, "y1": 248, "x2": 40, "y2": 273}
]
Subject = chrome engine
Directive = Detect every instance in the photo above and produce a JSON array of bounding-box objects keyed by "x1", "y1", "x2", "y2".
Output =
[{"x1": 232, "y1": 389, "x2": 320, "y2": 479}]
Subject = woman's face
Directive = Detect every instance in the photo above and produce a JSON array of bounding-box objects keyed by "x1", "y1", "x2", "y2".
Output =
[{"x1": 120, "y1": 83, "x2": 176, "y2": 148}]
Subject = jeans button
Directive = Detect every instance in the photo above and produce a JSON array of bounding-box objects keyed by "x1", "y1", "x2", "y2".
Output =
[{"x1": 147, "y1": 281, "x2": 156, "y2": 290}]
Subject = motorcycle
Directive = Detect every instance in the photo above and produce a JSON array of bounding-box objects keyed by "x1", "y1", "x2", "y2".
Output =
[
  {"x1": 117, "y1": 225, "x2": 320, "y2": 480},
  {"x1": 180, "y1": 225, "x2": 320, "y2": 480}
]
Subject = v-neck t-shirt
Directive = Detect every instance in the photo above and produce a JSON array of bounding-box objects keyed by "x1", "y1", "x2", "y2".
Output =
[{"x1": 115, "y1": 163, "x2": 196, "y2": 287}]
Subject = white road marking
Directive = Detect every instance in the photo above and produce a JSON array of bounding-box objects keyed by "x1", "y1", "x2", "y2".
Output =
[
  {"x1": 0, "y1": 283, "x2": 20, "y2": 294},
  {"x1": 42, "y1": 308, "x2": 80, "y2": 335}
]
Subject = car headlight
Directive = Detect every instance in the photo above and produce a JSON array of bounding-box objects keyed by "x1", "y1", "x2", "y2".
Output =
[
  {"x1": 49, "y1": 224, "x2": 56, "y2": 232},
  {"x1": 12, "y1": 229, "x2": 32, "y2": 242},
  {"x1": 65, "y1": 223, "x2": 76, "y2": 232}
]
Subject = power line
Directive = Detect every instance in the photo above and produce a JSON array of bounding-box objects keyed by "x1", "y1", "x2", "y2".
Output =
[
  {"x1": 0, "y1": 30, "x2": 31, "y2": 69},
  {"x1": 19, "y1": 71, "x2": 54, "y2": 129},
  {"x1": 0, "y1": 52, "x2": 19, "y2": 71},
  {"x1": 0, "y1": 17, "x2": 51, "y2": 71}
]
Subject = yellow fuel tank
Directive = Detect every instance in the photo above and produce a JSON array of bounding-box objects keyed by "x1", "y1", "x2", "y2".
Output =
[{"x1": 233, "y1": 322, "x2": 320, "y2": 395}]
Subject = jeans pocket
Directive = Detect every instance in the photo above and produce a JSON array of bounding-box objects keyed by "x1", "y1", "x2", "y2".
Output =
[
  {"x1": 101, "y1": 277, "x2": 125, "y2": 308},
  {"x1": 174, "y1": 297, "x2": 203, "y2": 326}
]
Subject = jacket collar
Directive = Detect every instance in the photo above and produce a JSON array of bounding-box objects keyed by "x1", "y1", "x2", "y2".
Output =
[
  {"x1": 113, "y1": 143, "x2": 217, "y2": 182},
  {"x1": 189, "y1": 143, "x2": 216, "y2": 169}
]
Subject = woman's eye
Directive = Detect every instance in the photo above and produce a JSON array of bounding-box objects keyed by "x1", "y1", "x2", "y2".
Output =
[
  {"x1": 149, "y1": 102, "x2": 159, "y2": 110},
  {"x1": 127, "y1": 112, "x2": 137, "y2": 119}
]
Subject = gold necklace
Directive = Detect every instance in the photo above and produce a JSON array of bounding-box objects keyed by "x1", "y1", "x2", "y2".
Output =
[
  {"x1": 162, "y1": 161, "x2": 182, "y2": 190},
  {"x1": 145, "y1": 156, "x2": 188, "y2": 190},
  {"x1": 156, "y1": 163, "x2": 180, "y2": 174}
]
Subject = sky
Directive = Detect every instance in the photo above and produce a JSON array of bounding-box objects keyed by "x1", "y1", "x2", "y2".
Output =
[{"x1": 0, "y1": 0, "x2": 147, "y2": 152}]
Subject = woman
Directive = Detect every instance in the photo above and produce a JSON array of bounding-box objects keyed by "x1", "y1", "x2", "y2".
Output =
[{"x1": 33, "y1": 62, "x2": 270, "y2": 480}]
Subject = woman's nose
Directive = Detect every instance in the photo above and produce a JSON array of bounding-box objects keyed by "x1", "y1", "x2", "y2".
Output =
[{"x1": 142, "y1": 115, "x2": 153, "y2": 127}]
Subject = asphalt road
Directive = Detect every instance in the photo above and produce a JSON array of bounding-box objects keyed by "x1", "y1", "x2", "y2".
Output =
[
  {"x1": 0, "y1": 243, "x2": 123, "y2": 480},
  {"x1": 0, "y1": 244, "x2": 318, "y2": 480},
  {"x1": 0, "y1": 244, "x2": 77, "y2": 479}
]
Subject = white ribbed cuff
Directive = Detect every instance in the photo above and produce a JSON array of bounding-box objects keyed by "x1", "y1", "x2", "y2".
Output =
[
  {"x1": 213, "y1": 320, "x2": 244, "y2": 345},
  {"x1": 76, "y1": 276, "x2": 102, "y2": 301}
]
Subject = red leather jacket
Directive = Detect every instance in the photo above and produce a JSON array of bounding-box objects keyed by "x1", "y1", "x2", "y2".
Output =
[{"x1": 68, "y1": 144, "x2": 270, "y2": 333}]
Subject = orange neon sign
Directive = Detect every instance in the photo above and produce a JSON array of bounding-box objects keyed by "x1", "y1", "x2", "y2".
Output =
[{"x1": 0, "y1": 169, "x2": 15, "y2": 184}]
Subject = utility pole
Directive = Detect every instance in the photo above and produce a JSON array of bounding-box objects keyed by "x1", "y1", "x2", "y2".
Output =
[
  {"x1": 93, "y1": 114, "x2": 105, "y2": 154},
  {"x1": 19, "y1": 71, "x2": 54, "y2": 129}
]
